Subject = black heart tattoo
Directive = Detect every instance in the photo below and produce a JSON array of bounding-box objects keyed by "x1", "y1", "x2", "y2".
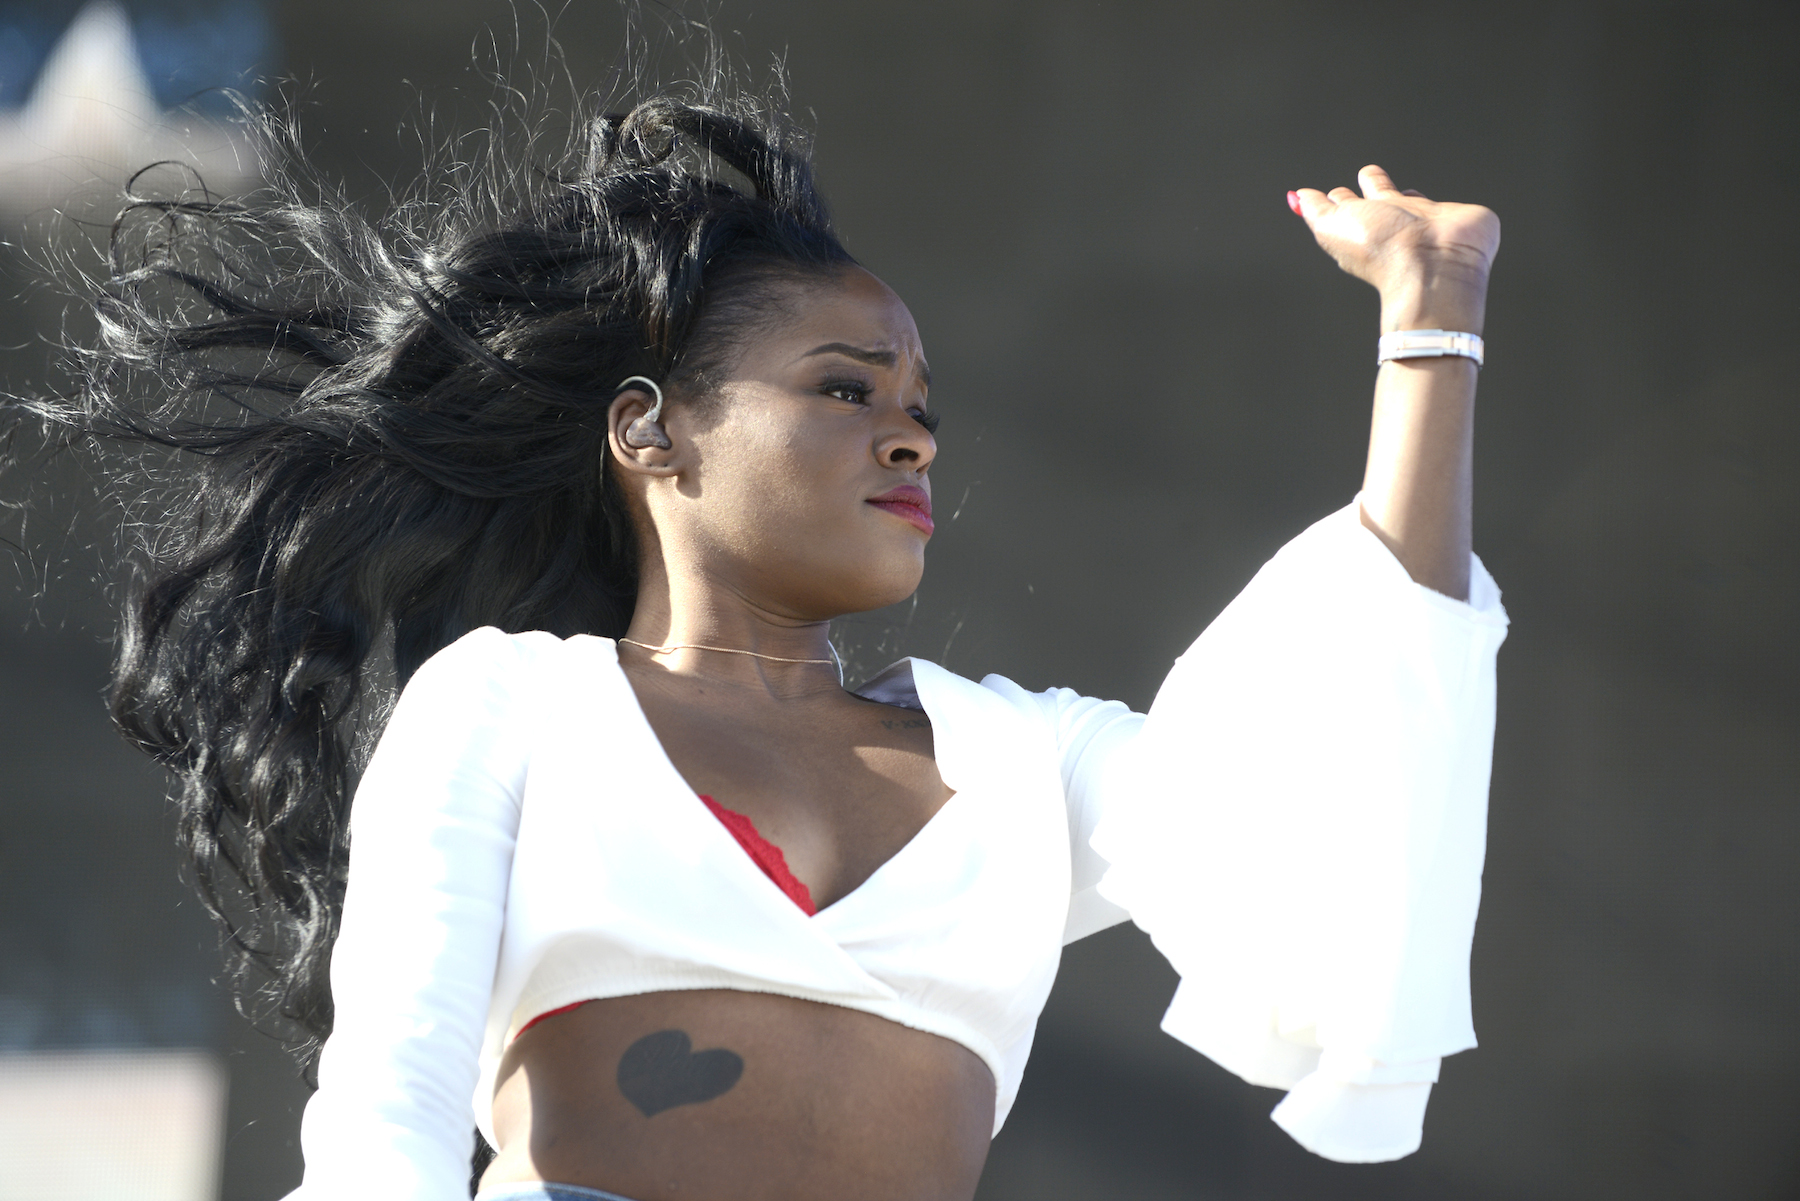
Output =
[{"x1": 616, "y1": 1029, "x2": 745, "y2": 1117}]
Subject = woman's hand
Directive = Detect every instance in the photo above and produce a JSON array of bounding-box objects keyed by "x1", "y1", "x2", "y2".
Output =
[{"x1": 1291, "y1": 166, "x2": 1500, "y2": 335}]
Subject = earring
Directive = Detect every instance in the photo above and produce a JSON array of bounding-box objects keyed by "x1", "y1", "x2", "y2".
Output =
[{"x1": 617, "y1": 376, "x2": 672, "y2": 450}]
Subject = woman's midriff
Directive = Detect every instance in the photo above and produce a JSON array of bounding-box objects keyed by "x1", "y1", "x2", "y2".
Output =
[{"x1": 482, "y1": 989, "x2": 997, "y2": 1201}]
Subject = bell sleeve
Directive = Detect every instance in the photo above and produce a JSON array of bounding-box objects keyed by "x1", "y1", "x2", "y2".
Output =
[
  {"x1": 290, "y1": 627, "x2": 543, "y2": 1200},
  {"x1": 1067, "y1": 497, "x2": 1508, "y2": 1162}
]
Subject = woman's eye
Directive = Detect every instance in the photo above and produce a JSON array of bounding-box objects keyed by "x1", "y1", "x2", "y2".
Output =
[{"x1": 822, "y1": 380, "x2": 937, "y2": 432}]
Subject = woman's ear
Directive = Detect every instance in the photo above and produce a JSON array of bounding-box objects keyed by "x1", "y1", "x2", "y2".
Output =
[{"x1": 607, "y1": 385, "x2": 679, "y2": 478}]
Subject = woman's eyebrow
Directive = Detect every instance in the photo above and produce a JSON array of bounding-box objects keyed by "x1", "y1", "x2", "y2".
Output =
[
  {"x1": 803, "y1": 342, "x2": 894, "y2": 366},
  {"x1": 801, "y1": 343, "x2": 931, "y2": 387}
]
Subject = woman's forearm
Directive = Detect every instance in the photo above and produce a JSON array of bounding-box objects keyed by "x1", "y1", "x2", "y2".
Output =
[
  {"x1": 1358, "y1": 354, "x2": 1476, "y2": 600},
  {"x1": 1358, "y1": 273, "x2": 1487, "y2": 600}
]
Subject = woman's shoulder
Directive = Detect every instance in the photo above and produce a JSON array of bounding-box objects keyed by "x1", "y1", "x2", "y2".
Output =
[
  {"x1": 414, "y1": 626, "x2": 616, "y2": 675},
  {"x1": 862, "y1": 656, "x2": 1126, "y2": 737},
  {"x1": 374, "y1": 629, "x2": 627, "y2": 772},
  {"x1": 403, "y1": 628, "x2": 624, "y2": 710}
]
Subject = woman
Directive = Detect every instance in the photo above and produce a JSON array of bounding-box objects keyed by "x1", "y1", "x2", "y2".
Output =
[{"x1": 40, "y1": 82, "x2": 1504, "y2": 1201}]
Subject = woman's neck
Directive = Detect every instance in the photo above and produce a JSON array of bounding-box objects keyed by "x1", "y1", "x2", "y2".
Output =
[{"x1": 623, "y1": 566, "x2": 841, "y2": 695}]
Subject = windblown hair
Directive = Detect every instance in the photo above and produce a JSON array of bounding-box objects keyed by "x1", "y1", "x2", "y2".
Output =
[{"x1": 22, "y1": 85, "x2": 855, "y2": 1051}]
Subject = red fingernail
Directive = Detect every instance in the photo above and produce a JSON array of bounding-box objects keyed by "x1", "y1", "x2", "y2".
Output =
[{"x1": 1286, "y1": 190, "x2": 1302, "y2": 215}]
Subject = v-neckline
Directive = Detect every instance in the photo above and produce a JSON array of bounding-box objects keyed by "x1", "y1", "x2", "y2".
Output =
[{"x1": 606, "y1": 650, "x2": 966, "y2": 919}]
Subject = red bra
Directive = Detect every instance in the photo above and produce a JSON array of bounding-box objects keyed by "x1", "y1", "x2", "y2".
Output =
[
  {"x1": 697, "y1": 795, "x2": 818, "y2": 916},
  {"x1": 515, "y1": 796, "x2": 815, "y2": 1037}
]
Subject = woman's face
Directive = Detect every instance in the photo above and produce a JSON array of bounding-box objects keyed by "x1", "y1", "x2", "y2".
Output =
[{"x1": 620, "y1": 266, "x2": 938, "y2": 621}]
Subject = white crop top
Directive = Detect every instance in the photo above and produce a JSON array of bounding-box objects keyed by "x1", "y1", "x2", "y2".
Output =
[{"x1": 295, "y1": 499, "x2": 1508, "y2": 1200}]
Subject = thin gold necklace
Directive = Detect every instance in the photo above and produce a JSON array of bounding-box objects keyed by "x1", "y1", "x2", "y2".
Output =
[{"x1": 618, "y1": 637, "x2": 837, "y2": 666}]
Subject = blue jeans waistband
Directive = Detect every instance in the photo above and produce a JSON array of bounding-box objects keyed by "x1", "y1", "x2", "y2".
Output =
[{"x1": 475, "y1": 1185, "x2": 641, "y2": 1201}]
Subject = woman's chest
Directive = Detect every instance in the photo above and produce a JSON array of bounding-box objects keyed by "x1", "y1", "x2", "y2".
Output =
[
  {"x1": 506, "y1": 733, "x2": 1074, "y2": 1000},
  {"x1": 626, "y1": 684, "x2": 956, "y2": 911},
  {"x1": 511, "y1": 686, "x2": 1071, "y2": 935},
  {"x1": 505, "y1": 644, "x2": 1076, "y2": 955}
]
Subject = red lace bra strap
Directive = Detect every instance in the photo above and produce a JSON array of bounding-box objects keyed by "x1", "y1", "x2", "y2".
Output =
[{"x1": 699, "y1": 795, "x2": 818, "y2": 916}]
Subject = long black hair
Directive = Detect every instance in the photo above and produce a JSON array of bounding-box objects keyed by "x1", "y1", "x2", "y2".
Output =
[{"x1": 16, "y1": 82, "x2": 855, "y2": 1051}]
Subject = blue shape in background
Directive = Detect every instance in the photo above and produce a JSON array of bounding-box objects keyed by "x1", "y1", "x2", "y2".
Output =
[
  {"x1": 0, "y1": 0, "x2": 274, "y2": 114},
  {"x1": 135, "y1": 0, "x2": 274, "y2": 113},
  {"x1": 0, "y1": 8, "x2": 63, "y2": 108}
]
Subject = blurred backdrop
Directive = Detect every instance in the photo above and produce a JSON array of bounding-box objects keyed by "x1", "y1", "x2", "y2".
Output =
[{"x1": 1, "y1": 1, "x2": 1796, "y2": 1199}]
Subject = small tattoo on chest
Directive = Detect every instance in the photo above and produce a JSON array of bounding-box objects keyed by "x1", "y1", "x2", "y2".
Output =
[
  {"x1": 616, "y1": 1029, "x2": 745, "y2": 1117},
  {"x1": 879, "y1": 717, "x2": 930, "y2": 730}
]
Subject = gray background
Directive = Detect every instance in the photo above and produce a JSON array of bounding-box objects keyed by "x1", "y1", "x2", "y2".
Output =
[{"x1": 2, "y1": 1, "x2": 1797, "y2": 1198}]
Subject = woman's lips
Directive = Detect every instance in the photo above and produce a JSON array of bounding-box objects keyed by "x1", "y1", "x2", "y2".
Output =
[{"x1": 866, "y1": 486, "x2": 934, "y2": 535}]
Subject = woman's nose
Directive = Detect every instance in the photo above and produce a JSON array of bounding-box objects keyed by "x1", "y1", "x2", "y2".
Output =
[{"x1": 875, "y1": 410, "x2": 935, "y2": 472}]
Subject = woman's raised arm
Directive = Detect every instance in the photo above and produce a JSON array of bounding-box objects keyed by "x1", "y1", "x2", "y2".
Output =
[{"x1": 1291, "y1": 165, "x2": 1501, "y2": 601}]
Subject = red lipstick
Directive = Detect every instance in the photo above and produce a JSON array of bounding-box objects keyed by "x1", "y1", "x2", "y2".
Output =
[{"x1": 866, "y1": 485, "x2": 934, "y2": 535}]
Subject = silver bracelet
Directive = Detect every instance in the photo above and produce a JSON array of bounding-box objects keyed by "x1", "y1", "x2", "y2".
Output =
[{"x1": 1377, "y1": 329, "x2": 1484, "y2": 368}]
